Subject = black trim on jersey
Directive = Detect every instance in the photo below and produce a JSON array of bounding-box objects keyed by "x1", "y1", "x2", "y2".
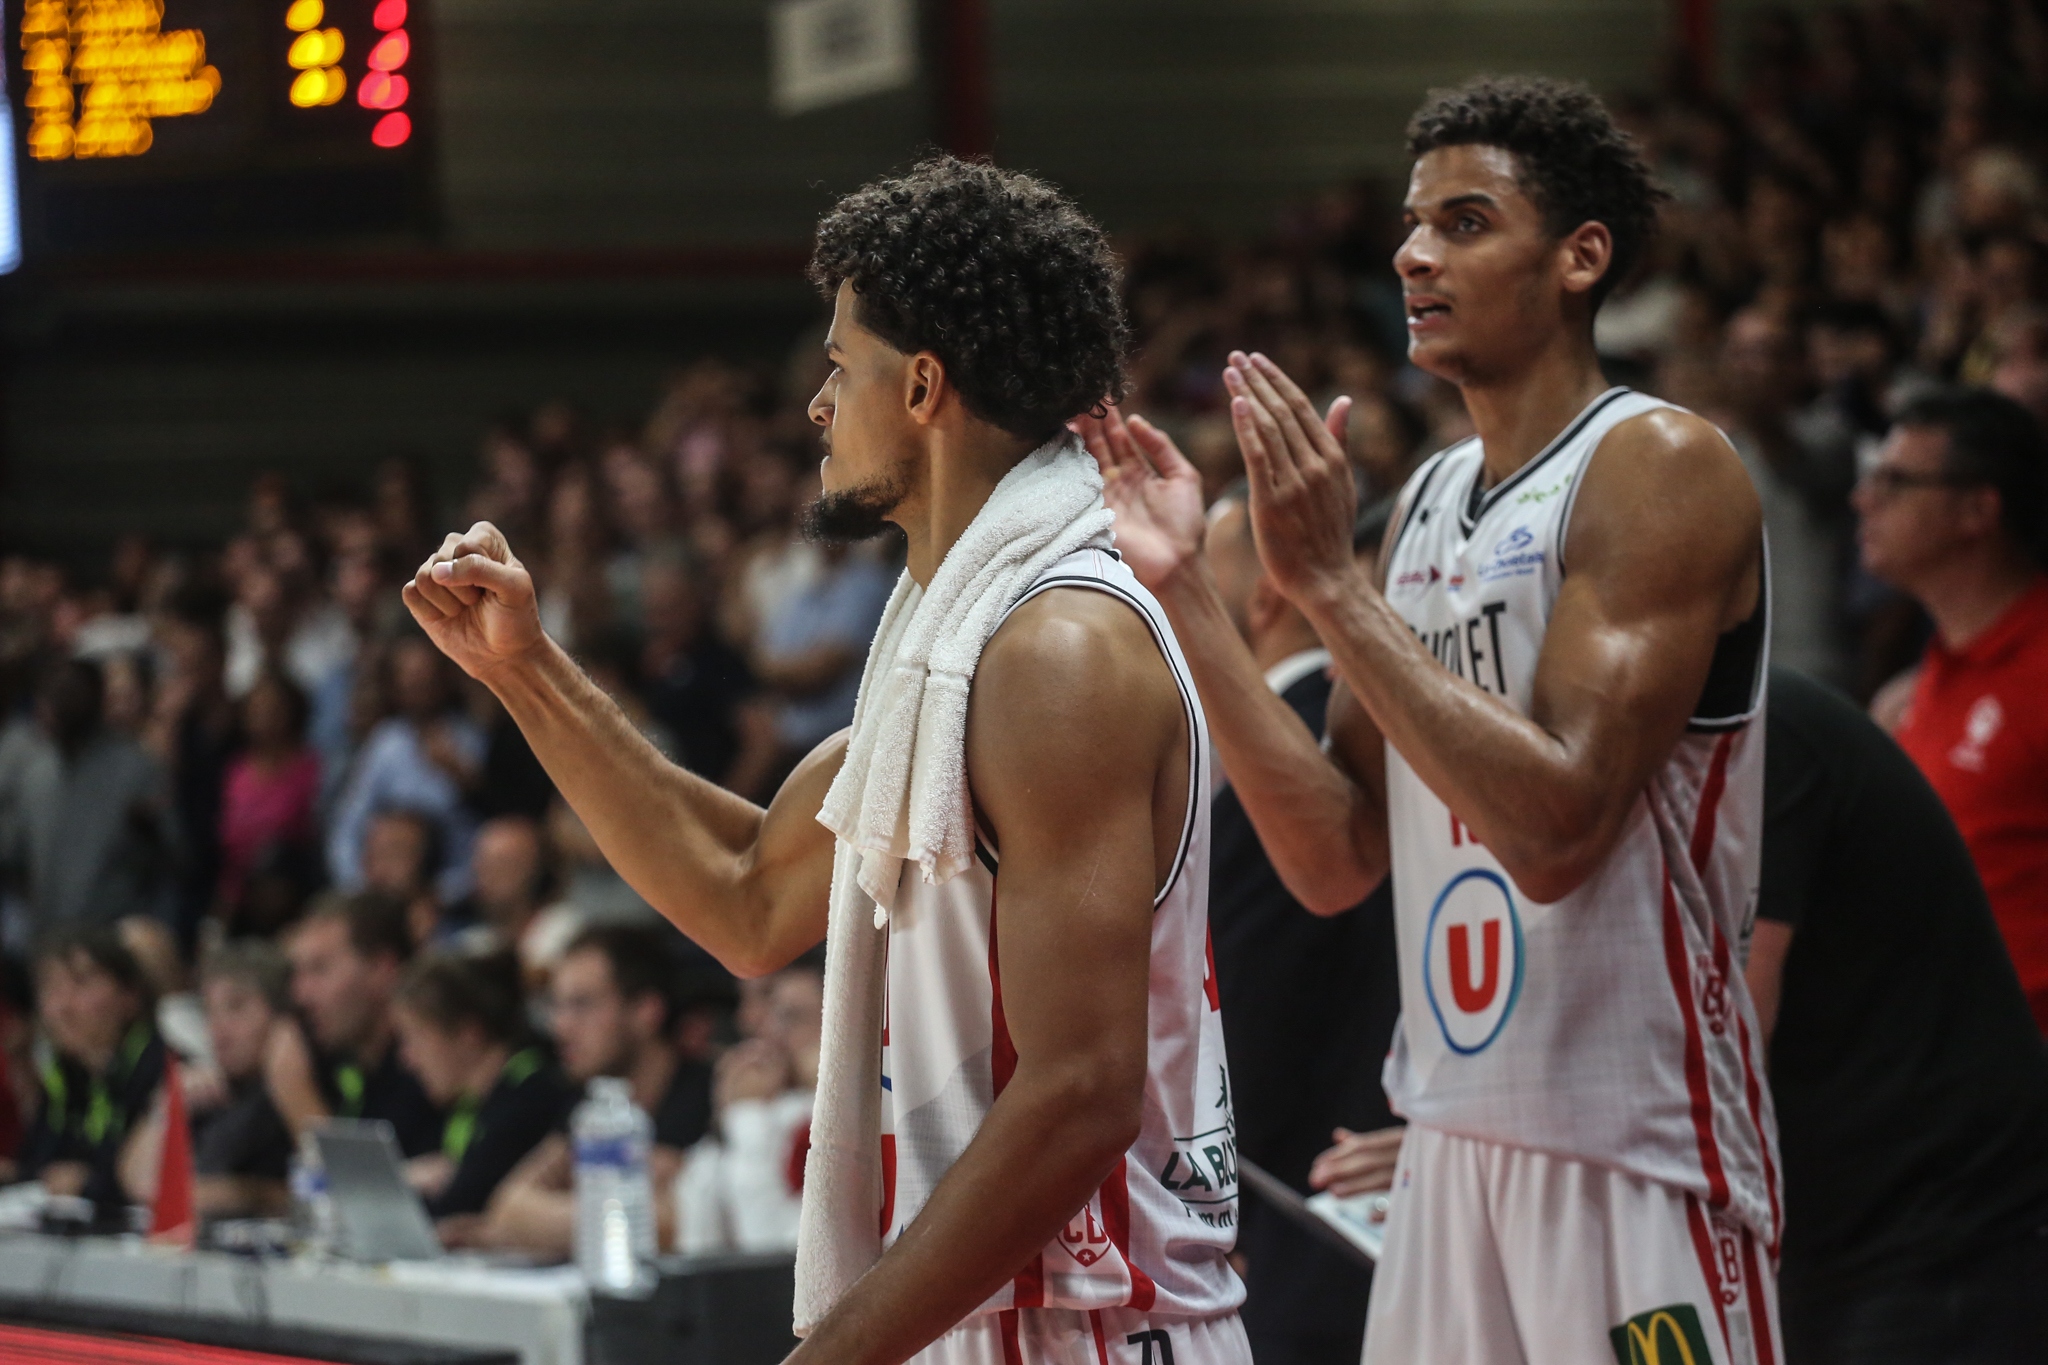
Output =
[
  {"x1": 1458, "y1": 387, "x2": 1632, "y2": 536},
  {"x1": 1006, "y1": 557, "x2": 1203, "y2": 909},
  {"x1": 1387, "y1": 446, "x2": 1460, "y2": 563},
  {"x1": 975, "y1": 840, "x2": 999, "y2": 876},
  {"x1": 1688, "y1": 537, "x2": 1771, "y2": 733}
]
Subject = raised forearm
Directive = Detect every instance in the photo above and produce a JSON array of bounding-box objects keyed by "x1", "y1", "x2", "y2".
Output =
[
  {"x1": 479, "y1": 637, "x2": 788, "y2": 972},
  {"x1": 792, "y1": 1063, "x2": 1137, "y2": 1365},
  {"x1": 1300, "y1": 569, "x2": 1608, "y2": 901},
  {"x1": 1156, "y1": 561, "x2": 1386, "y2": 912}
]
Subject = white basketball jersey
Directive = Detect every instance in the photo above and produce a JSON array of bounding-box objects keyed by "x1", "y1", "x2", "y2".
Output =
[
  {"x1": 878, "y1": 546, "x2": 1244, "y2": 1319},
  {"x1": 1380, "y1": 388, "x2": 1782, "y2": 1248}
]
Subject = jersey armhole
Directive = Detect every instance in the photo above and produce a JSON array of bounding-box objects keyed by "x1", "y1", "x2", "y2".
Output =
[{"x1": 1003, "y1": 566, "x2": 1203, "y2": 908}]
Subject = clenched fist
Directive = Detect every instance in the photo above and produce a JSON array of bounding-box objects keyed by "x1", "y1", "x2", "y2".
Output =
[{"x1": 401, "y1": 521, "x2": 546, "y2": 681}]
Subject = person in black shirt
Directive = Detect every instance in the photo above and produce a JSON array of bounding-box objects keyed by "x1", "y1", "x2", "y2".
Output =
[
  {"x1": 1203, "y1": 490, "x2": 1402, "y2": 1365},
  {"x1": 473, "y1": 922, "x2": 724, "y2": 1258},
  {"x1": 391, "y1": 950, "x2": 573, "y2": 1234},
  {"x1": 20, "y1": 925, "x2": 167, "y2": 1210},
  {"x1": 189, "y1": 940, "x2": 296, "y2": 1210},
  {"x1": 1746, "y1": 667, "x2": 2048, "y2": 1363},
  {"x1": 263, "y1": 891, "x2": 443, "y2": 1158},
  {"x1": 636, "y1": 554, "x2": 759, "y2": 789}
]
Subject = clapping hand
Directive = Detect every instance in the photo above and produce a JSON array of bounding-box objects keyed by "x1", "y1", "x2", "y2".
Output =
[
  {"x1": 1072, "y1": 406, "x2": 1208, "y2": 592},
  {"x1": 1224, "y1": 351, "x2": 1359, "y2": 607}
]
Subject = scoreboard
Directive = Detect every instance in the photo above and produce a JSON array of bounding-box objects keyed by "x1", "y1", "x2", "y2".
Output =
[{"x1": 5, "y1": 0, "x2": 434, "y2": 259}]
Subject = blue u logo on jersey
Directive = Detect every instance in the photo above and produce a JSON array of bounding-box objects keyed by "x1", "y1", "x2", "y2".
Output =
[{"x1": 1423, "y1": 869, "x2": 1525, "y2": 1054}]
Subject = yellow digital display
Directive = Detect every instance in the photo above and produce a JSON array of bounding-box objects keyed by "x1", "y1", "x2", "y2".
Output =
[{"x1": 19, "y1": 0, "x2": 220, "y2": 160}]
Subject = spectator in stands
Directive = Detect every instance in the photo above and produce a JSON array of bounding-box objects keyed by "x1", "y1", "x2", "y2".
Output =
[
  {"x1": 751, "y1": 541, "x2": 891, "y2": 779},
  {"x1": 358, "y1": 808, "x2": 443, "y2": 945},
  {"x1": 636, "y1": 550, "x2": 760, "y2": 787},
  {"x1": 122, "y1": 940, "x2": 298, "y2": 1218},
  {"x1": 1200, "y1": 484, "x2": 1401, "y2": 1365},
  {"x1": 20, "y1": 925, "x2": 166, "y2": 1208},
  {"x1": 216, "y1": 670, "x2": 321, "y2": 929},
  {"x1": 1746, "y1": 668, "x2": 2048, "y2": 1361},
  {"x1": 476, "y1": 923, "x2": 717, "y2": 1257},
  {"x1": 1857, "y1": 388, "x2": 2048, "y2": 1029},
  {"x1": 263, "y1": 891, "x2": 442, "y2": 1157},
  {"x1": 145, "y1": 595, "x2": 238, "y2": 951},
  {"x1": 443, "y1": 815, "x2": 552, "y2": 953},
  {"x1": 0, "y1": 658, "x2": 178, "y2": 935},
  {"x1": 672, "y1": 960, "x2": 819, "y2": 1256},
  {"x1": 327, "y1": 636, "x2": 484, "y2": 903},
  {"x1": 390, "y1": 950, "x2": 573, "y2": 1238}
]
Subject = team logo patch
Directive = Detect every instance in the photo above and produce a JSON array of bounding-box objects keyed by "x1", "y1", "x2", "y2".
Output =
[
  {"x1": 1422, "y1": 869, "x2": 1523, "y2": 1054},
  {"x1": 1609, "y1": 1304, "x2": 1714, "y2": 1365}
]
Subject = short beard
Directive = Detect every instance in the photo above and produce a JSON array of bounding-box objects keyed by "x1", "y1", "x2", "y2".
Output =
[{"x1": 801, "y1": 471, "x2": 907, "y2": 544}]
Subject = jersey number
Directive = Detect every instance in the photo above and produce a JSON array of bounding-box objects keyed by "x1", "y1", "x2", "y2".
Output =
[{"x1": 1127, "y1": 1331, "x2": 1176, "y2": 1365}]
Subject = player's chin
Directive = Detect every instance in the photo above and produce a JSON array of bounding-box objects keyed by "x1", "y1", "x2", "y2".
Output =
[{"x1": 1403, "y1": 334, "x2": 1466, "y2": 380}]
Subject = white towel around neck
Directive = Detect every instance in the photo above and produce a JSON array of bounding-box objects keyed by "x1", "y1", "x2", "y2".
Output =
[{"x1": 791, "y1": 434, "x2": 1115, "y2": 1333}]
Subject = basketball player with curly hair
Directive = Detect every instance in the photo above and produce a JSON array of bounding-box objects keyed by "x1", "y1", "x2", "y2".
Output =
[
  {"x1": 1088, "y1": 77, "x2": 1783, "y2": 1364},
  {"x1": 405, "y1": 158, "x2": 1250, "y2": 1365}
]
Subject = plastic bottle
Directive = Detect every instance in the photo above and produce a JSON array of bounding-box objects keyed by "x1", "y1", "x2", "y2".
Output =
[
  {"x1": 573, "y1": 1076, "x2": 657, "y2": 1296},
  {"x1": 289, "y1": 1132, "x2": 336, "y2": 1258}
]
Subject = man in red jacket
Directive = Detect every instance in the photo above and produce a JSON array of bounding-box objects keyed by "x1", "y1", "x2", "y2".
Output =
[{"x1": 1860, "y1": 386, "x2": 2048, "y2": 1030}]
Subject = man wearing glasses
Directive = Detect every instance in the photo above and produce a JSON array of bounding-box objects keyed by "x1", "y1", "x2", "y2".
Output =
[{"x1": 1856, "y1": 386, "x2": 2048, "y2": 1032}]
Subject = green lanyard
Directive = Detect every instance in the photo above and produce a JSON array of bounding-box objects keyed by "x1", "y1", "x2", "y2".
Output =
[
  {"x1": 441, "y1": 1047, "x2": 541, "y2": 1164},
  {"x1": 334, "y1": 1062, "x2": 366, "y2": 1117},
  {"x1": 42, "y1": 1022, "x2": 151, "y2": 1146}
]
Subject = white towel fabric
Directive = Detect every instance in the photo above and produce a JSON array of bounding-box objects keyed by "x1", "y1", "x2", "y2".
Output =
[{"x1": 792, "y1": 434, "x2": 1115, "y2": 1333}]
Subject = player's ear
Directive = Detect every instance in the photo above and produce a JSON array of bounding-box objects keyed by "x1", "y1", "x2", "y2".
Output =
[
  {"x1": 1558, "y1": 221, "x2": 1614, "y2": 300},
  {"x1": 905, "y1": 352, "x2": 948, "y2": 426}
]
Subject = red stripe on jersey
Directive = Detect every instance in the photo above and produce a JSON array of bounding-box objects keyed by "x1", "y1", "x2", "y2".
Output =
[
  {"x1": 1733, "y1": 991, "x2": 1782, "y2": 1253},
  {"x1": 1661, "y1": 864, "x2": 1731, "y2": 1208},
  {"x1": 1684, "y1": 1194, "x2": 1732, "y2": 1360},
  {"x1": 1689, "y1": 733, "x2": 1735, "y2": 875},
  {"x1": 1700, "y1": 864, "x2": 1783, "y2": 1249},
  {"x1": 1740, "y1": 1225, "x2": 1779, "y2": 1365},
  {"x1": 999, "y1": 1309, "x2": 1024, "y2": 1365},
  {"x1": 1012, "y1": 1251, "x2": 1045, "y2": 1308},
  {"x1": 1100, "y1": 1158, "x2": 1157, "y2": 1310},
  {"x1": 1089, "y1": 1310, "x2": 1111, "y2": 1365},
  {"x1": 989, "y1": 883, "x2": 1018, "y2": 1096},
  {"x1": 1203, "y1": 929, "x2": 1220, "y2": 1011},
  {"x1": 878, "y1": 1133, "x2": 896, "y2": 1238}
]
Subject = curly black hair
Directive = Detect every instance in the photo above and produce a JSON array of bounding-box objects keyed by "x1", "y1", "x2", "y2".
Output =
[
  {"x1": 808, "y1": 155, "x2": 1129, "y2": 443},
  {"x1": 1406, "y1": 75, "x2": 1666, "y2": 308}
]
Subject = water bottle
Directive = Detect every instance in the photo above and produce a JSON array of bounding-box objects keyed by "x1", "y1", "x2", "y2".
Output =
[
  {"x1": 573, "y1": 1077, "x2": 657, "y2": 1296},
  {"x1": 289, "y1": 1133, "x2": 336, "y2": 1258}
]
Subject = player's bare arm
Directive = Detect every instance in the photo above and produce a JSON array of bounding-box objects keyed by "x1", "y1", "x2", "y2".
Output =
[
  {"x1": 1079, "y1": 407, "x2": 1392, "y2": 914},
  {"x1": 403, "y1": 522, "x2": 835, "y2": 977},
  {"x1": 792, "y1": 588, "x2": 1186, "y2": 1365},
  {"x1": 1231, "y1": 350, "x2": 1762, "y2": 904}
]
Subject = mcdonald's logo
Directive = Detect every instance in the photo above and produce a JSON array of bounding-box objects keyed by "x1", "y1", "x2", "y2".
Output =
[{"x1": 1608, "y1": 1303, "x2": 1713, "y2": 1365}]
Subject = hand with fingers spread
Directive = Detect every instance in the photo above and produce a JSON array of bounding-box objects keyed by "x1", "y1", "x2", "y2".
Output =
[
  {"x1": 1224, "y1": 350, "x2": 1361, "y2": 608},
  {"x1": 402, "y1": 522, "x2": 545, "y2": 681},
  {"x1": 1308, "y1": 1124, "x2": 1405, "y2": 1199},
  {"x1": 1072, "y1": 406, "x2": 1208, "y2": 592}
]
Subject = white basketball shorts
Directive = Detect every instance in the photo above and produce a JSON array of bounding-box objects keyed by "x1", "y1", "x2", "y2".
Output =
[
  {"x1": 909, "y1": 1308, "x2": 1250, "y2": 1365},
  {"x1": 1362, "y1": 1125, "x2": 1781, "y2": 1365}
]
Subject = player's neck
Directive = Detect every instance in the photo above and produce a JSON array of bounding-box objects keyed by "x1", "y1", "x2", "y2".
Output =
[
  {"x1": 897, "y1": 421, "x2": 1038, "y2": 586},
  {"x1": 1460, "y1": 336, "x2": 1612, "y2": 492},
  {"x1": 1911, "y1": 544, "x2": 2040, "y2": 651}
]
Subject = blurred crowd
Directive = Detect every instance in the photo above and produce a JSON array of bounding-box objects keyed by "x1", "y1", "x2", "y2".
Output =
[{"x1": 0, "y1": 0, "x2": 2043, "y2": 1264}]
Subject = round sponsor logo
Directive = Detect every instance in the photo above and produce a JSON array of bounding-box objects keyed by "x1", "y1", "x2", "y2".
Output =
[{"x1": 1422, "y1": 868, "x2": 1524, "y2": 1055}]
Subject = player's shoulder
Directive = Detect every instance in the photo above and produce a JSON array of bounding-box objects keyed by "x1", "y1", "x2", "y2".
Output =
[
  {"x1": 1596, "y1": 402, "x2": 1750, "y2": 490},
  {"x1": 979, "y1": 584, "x2": 1172, "y2": 701},
  {"x1": 1576, "y1": 402, "x2": 1759, "y2": 540}
]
